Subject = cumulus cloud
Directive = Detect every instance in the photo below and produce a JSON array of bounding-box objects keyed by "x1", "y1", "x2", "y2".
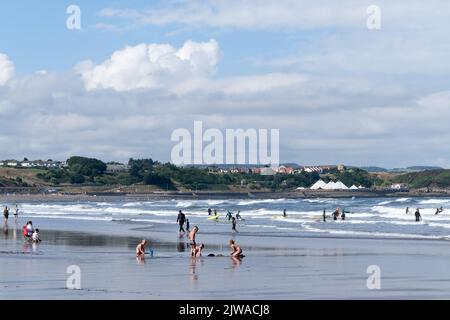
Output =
[
  {"x1": 0, "y1": 53, "x2": 14, "y2": 86},
  {"x1": 76, "y1": 39, "x2": 221, "y2": 91}
]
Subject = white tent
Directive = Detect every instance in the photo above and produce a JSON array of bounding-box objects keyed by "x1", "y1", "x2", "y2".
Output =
[
  {"x1": 350, "y1": 185, "x2": 359, "y2": 190},
  {"x1": 322, "y1": 181, "x2": 337, "y2": 190},
  {"x1": 334, "y1": 181, "x2": 349, "y2": 190},
  {"x1": 310, "y1": 179, "x2": 327, "y2": 190}
]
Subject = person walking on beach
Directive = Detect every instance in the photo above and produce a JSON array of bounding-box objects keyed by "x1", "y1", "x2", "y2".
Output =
[
  {"x1": 231, "y1": 217, "x2": 238, "y2": 233},
  {"x1": 3, "y1": 206, "x2": 9, "y2": 224},
  {"x1": 229, "y1": 240, "x2": 243, "y2": 258},
  {"x1": 415, "y1": 209, "x2": 422, "y2": 222},
  {"x1": 177, "y1": 210, "x2": 186, "y2": 233},
  {"x1": 189, "y1": 226, "x2": 199, "y2": 256}
]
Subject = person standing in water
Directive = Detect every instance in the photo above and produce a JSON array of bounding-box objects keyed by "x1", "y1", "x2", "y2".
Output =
[
  {"x1": 188, "y1": 226, "x2": 199, "y2": 256},
  {"x1": 231, "y1": 217, "x2": 238, "y2": 233},
  {"x1": 14, "y1": 205, "x2": 19, "y2": 224},
  {"x1": 177, "y1": 210, "x2": 186, "y2": 233},
  {"x1": 186, "y1": 219, "x2": 190, "y2": 232},
  {"x1": 435, "y1": 207, "x2": 444, "y2": 215},
  {"x1": 415, "y1": 208, "x2": 422, "y2": 222},
  {"x1": 406, "y1": 207, "x2": 410, "y2": 215},
  {"x1": 323, "y1": 209, "x2": 326, "y2": 222},
  {"x1": 226, "y1": 211, "x2": 233, "y2": 221},
  {"x1": 208, "y1": 208, "x2": 212, "y2": 216},
  {"x1": 3, "y1": 206, "x2": 9, "y2": 224},
  {"x1": 283, "y1": 209, "x2": 287, "y2": 218},
  {"x1": 236, "y1": 211, "x2": 242, "y2": 220},
  {"x1": 341, "y1": 212, "x2": 346, "y2": 221}
]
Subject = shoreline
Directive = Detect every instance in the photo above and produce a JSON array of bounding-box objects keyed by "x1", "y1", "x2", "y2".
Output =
[{"x1": 1, "y1": 189, "x2": 449, "y2": 202}]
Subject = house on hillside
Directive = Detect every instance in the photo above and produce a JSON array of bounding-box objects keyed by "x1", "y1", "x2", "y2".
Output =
[{"x1": 106, "y1": 163, "x2": 130, "y2": 173}]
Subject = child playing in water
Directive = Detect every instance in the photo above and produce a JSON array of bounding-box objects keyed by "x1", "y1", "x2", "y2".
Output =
[
  {"x1": 229, "y1": 240, "x2": 243, "y2": 258},
  {"x1": 32, "y1": 229, "x2": 41, "y2": 243},
  {"x1": 136, "y1": 240, "x2": 147, "y2": 258},
  {"x1": 192, "y1": 244, "x2": 204, "y2": 257}
]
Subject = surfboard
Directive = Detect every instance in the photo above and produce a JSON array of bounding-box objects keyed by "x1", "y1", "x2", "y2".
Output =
[{"x1": 207, "y1": 215, "x2": 220, "y2": 220}]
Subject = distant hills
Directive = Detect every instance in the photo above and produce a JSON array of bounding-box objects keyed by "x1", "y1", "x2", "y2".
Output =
[{"x1": 358, "y1": 166, "x2": 444, "y2": 173}]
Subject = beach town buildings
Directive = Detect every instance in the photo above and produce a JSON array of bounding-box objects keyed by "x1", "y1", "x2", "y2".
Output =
[{"x1": 0, "y1": 159, "x2": 66, "y2": 169}]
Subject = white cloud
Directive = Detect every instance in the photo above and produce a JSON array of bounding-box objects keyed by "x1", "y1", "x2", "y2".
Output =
[
  {"x1": 76, "y1": 39, "x2": 221, "y2": 92},
  {"x1": 100, "y1": 0, "x2": 450, "y2": 31},
  {"x1": 0, "y1": 53, "x2": 14, "y2": 86}
]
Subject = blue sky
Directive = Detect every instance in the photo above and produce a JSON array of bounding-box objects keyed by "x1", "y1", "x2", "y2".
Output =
[{"x1": 1, "y1": 1, "x2": 450, "y2": 167}]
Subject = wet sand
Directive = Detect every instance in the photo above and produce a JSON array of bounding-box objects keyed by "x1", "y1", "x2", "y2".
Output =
[{"x1": 2, "y1": 218, "x2": 450, "y2": 299}]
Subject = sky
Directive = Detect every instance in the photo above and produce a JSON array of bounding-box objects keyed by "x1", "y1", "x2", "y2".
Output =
[{"x1": 1, "y1": 0, "x2": 450, "y2": 168}]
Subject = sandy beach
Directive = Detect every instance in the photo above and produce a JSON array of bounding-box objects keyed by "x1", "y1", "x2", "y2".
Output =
[{"x1": 2, "y1": 212, "x2": 450, "y2": 300}]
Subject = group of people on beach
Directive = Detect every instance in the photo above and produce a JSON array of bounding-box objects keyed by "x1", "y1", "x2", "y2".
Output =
[
  {"x1": 3, "y1": 204, "x2": 41, "y2": 243},
  {"x1": 136, "y1": 207, "x2": 245, "y2": 261}
]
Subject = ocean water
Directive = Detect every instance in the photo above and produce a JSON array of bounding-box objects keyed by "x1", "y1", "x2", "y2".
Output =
[{"x1": 14, "y1": 196, "x2": 450, "y2": 241}]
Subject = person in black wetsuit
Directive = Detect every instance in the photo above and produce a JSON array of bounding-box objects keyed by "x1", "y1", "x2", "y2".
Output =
[
  {"x1": 231, "y1": 217, "x2": 238, "y2": 232},
  {"x1": 323, "y1": 209, "x2": 326, "y2": 222},
  {"x1": 415, "y1": 209, "x2": 422, "y2": 222},
  {"x1": 177, "y1": 210, "x2": 186, "y2": 232},
  {"x1": 208, "y1": 208, "x2": 212, "y2": 216}
]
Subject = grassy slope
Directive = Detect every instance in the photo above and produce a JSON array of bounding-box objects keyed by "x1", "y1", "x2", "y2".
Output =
[
  {"x1": 392, "y1": 169, "x2": 450, "y2": 188},
  {"x1": 0, "y1": 168, "x2": 49, "y2": 187}
]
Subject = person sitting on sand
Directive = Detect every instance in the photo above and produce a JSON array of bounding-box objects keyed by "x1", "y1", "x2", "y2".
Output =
[
  {"x1": 32, "y1": 229, "x2": 41, "y2": 243},
  {"x1": 189, "y1": 226, "x2": 199, "y2": 256},
  {"x1": 136, "y1": 240, "x2": 147, "y2": 258},
  {"x1": 229, "y1": 240, "x2": 243, "y2": 258},
  {"x1": 192, "y1": 244, "x2": 204, "y2": 257},
  {"x1": 415, "y1": 209, "x2": 422, "y2": 222}
]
